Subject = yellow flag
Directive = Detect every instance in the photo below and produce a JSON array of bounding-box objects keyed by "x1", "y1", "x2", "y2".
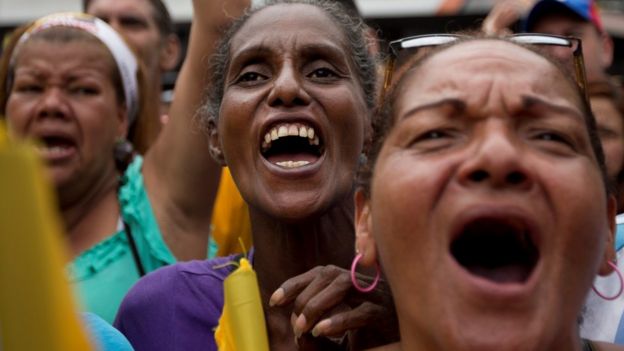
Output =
[
  {"x1": 215, "y1": 258, "x2": 269, "y2": 351},
  {"x1": 0, "y1": 123, "x2": 93, "y2": 350},
  {"x1": 211, "y1": 168, "x2": 252, "y2": 257}
]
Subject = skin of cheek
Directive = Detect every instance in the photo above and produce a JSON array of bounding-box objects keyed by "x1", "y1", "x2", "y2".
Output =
[
  {"x1": 218, "y1": 79, "x2": 366, "y2": 218},
  {"x1": 368, "y1": 137, "x2": 610, "y2": 348}
]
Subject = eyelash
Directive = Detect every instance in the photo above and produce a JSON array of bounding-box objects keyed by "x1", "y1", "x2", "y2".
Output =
[
  {"x1": 533, "y1": 130, "x2": 574, "y2": 147},
  {"x1": 308, "y1": 67, "x2": 338, "y2": 79},
  {"x1": 233, "y1": 62, "x2": 340, "y2": 86},
  {"x1": 236, "y1": 71, "x2": 267, "y2": 83},
  {"x1": 407, "y1": 128, "x2": 456, "y2": 151}
]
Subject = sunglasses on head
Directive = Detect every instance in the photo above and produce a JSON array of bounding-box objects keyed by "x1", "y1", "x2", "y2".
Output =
[{"x1": 382, "y1": 33, "x2": 587, "y2": 103}]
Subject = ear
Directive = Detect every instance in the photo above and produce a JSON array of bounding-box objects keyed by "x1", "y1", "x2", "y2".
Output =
[
  {"x1": 207, "y1": 116, "x2": 226, "y2": 166},
  {"x1": 116, "y1": 103, "x2": 130, "y2": 139},
  {"x1": 159, "y1": 34, "x2": 181, "y2": 71},
  {"x1": 355, "y1": 188, "x2": 377, "y2": 267},
  {"x1": 598, "y1": 195, "x2": 617, "y2": 276},
  {"x1": 599, "y1": 31, "x2": 614, "y2": 69}
]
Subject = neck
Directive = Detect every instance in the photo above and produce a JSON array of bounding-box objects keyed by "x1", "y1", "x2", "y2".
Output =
[
  {"x1": 250, "y1": 193, "x2": 356, "y2": 351},
  {"x1": 59, "y1": 167, "x2": 120, "y2": 258},
  {"x1": 251, "y1": 196, "x2": 355, "y2": 294}
]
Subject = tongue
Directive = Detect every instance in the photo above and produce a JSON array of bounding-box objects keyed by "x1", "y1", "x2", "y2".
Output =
[
  {"x1": 267, "y1": 152, "x2": 319, "y2": 164},
  {"x1": 467, "y1": 264, "x2": 531, "y2": 284}
]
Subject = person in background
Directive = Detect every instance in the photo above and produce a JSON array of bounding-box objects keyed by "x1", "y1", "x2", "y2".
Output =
[
  {"x1": 482, "y1": 0, "x2": 536, "y2": 35},
  {"x1": 589, "y1": 80, "x2": 624, "y2": 210},
  {"x1": 83, "y1": 0, "x2": 258, "y2": 257},
  {"x1": 355, "y1": 34, "x2": 623, "y2": 351},
  {"x1": 582, "y1": 78, "x2": 624, "y2": 344},
  {"x1": 83, "y1": 0, "x2": 180, "y2": 152},
  {"x1": 524, "y1": 0, "x2": 613, "y2": 83},
  {"x1": 0, "y1": 1, "x2": 239, "y2": 322}
]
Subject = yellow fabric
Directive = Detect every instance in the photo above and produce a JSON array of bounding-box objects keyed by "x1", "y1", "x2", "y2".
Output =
[
  {"x1": 211, "y1": 168, "x2": 252, "y2": 257},
  {"x1": 215, "y1": 258, "x2": 269, "y2": 351},
  {"x1": 0, "y1": 123, "x2": 93, "y2": 350}
]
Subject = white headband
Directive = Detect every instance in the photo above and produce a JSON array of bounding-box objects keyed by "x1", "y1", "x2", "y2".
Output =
[{"x1": 11, "y1": 13, "x2": 139, "y2": 124}]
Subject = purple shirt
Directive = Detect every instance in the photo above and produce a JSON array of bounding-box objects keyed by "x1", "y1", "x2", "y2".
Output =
[{"x1": 114, "y1": 254, "x2": 242, "y2": 351}]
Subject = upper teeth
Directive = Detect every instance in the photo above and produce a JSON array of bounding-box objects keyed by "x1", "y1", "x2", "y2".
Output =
[{"x1": 262, "y1": 123, "x2": 320, "y2": 151}]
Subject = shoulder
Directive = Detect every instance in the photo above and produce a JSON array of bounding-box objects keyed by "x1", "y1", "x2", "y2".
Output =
[
  {"x1": 117, "y1": 257, "x2": 229, "y2": 311},
  {"x1": 114, "y1": 257, "x2": 239, "y2": 350},
  {"x1": 115, "y1": 255, "x2": 239, "y2": 324}
]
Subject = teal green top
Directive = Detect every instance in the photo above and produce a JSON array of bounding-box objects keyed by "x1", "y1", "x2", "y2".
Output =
[{"x1": 67, "y1": 156, "x2": 176, "y2": 323}]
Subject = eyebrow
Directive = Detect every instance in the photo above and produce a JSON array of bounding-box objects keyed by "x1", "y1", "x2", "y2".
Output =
[
  {"x1": 299, "y1": 42, "x2": 348, "y2": 60},
  {"x1": 231, "y1": 42, "x2": 348, "y2": 66},
  {"x1": 521, "y1": 95, "x2": 584, "y2": 121},
  {"x1": 399, "y1": 98, "x2": 466, "y2": 120},
  {"x1": 398, "y1": 95, "x2": 584, "y2": 121}
]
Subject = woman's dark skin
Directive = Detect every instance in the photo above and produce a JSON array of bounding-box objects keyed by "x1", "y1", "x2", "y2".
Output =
[
  {"x1": 207, "y1": 3, "x2": 387, "y2": 350},
  {"x1": 254, "y1": 208, "x2": 357, "y2": 349}
]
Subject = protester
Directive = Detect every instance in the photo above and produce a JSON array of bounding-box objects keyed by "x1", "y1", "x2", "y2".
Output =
[
  {"x1": 515, "y1": 0, "x2": 624, "y2": 343},
  {"x1": 524, "y1": 0, "x2": 613, "y2": 83},
  {"x1": 589, "y1": 80, "x2": 624, "y2": 206},
  {"x1": 115, "y1": 1, "x2": 396, "y2": 350},
  {"x1": 84, "y1": 0, "x2": 256, "y2": 259},
  {"x1": 0, "y1": 7, "x2": 228, "y2": 322},
  {"x1": 354, "y1": 34, "x2": 623, "y2": 351},
  {"x1": 582, "y1": 79, "x2": 624, "y2": 343},
  {"x1": 84, "y1": 0, "x2": 180, "y2": 149}
]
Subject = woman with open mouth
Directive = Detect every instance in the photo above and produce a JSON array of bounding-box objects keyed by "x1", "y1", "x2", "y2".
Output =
[
  {"x1": 114, "y1": 0, "x2": 396, "y2": 350},
  {"x1": 0, "y1": 4, "x2": 237, "y2": 323},
  {"x1": 353, "y1": 34, "x2": 624, "y2": 351}
]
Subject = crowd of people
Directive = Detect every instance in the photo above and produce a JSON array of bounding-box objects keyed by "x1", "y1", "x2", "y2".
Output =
[{"x1": 1, "y1": 0, "x2": 624, "y2": 350}]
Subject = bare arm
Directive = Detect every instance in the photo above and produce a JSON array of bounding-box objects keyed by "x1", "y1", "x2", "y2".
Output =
[{"x1": 143, "y1": 0, "x2": 250, "y2": 260}]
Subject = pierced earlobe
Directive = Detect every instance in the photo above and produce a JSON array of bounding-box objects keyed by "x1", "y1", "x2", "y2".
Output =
[{"x1": 207, "y1": 117, "x2": 226, "y2": 166}]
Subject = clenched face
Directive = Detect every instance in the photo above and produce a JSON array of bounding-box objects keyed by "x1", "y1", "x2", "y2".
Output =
[{"x1": 6, "y1": 39, "x2": 126, "y2": 201}]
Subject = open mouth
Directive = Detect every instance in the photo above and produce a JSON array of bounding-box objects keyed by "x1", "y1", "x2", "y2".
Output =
[
  {"x1": 450, "y1": 217, "x2": 539, "y2": 285},
  {"x1": 261, "y1": 122, "x2": 324, "y2": 169},
  {"x1": 37, "y1": 135, "x2": 77, "y2": 160}
]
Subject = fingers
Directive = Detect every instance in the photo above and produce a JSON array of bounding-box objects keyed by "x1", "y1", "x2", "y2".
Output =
[
  {"x1": 270, "y1": 265, "x2": 393, "y2": 345},
  {"x1": 269, "y1": 267, "x2": 323, "y2": 306},
  {"x1": 482, "y1": 1, "x2": 522, "y2": 35},
  {"x1": 310, "y1": 302, "x2": 384, "y2": 338},
  {"x1": 289, "y1": 266, "x2": 352, "y2": 336}
]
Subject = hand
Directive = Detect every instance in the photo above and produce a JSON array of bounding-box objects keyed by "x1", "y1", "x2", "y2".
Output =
[
  {"x1": 194, "y1": 0, "x2": 250, "y2": 31},
  {"x1": 482, "y1": 0, "x2": 535, "y2": 35},
  {"x1": 269, "y1": 265, "x2": 399, "y2": 349}
]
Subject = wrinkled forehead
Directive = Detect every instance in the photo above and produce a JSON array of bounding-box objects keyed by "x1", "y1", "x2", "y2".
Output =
[
  {"x1": 229, "y1": 4, "x2": 349, "y2": 57},
  {"x1": 397, "y1": 40, "x2": 581, "y2": 111}
]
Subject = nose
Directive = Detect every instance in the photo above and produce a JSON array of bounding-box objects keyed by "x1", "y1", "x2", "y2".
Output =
[
  {"x1": 457, "y1": 123, "x2": 533, "y2": 191},
  {"x1": 36, "y1": 87, "x2": 69, "y2": 120},
  {"x1": 267, "y1": 63, "x2": 311, "y2": 107}
]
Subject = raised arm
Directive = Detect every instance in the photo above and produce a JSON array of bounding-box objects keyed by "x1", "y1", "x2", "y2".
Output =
[{"x1": 143, "y1": 0, "x2": 250, "y2": 260}]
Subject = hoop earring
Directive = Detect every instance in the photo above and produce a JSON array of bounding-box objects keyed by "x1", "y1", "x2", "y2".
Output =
[
  {"x1": 592, "y1": 261, "x2": 623, "y2": 301},
  {"x1": 351, "y1": 253, "x2": 381, "y2": 293}
]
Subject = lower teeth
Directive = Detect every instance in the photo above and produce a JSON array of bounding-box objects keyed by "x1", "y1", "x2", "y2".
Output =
[{"x1": 275, "y1": 160, "x2": 310, "y2": 168}]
